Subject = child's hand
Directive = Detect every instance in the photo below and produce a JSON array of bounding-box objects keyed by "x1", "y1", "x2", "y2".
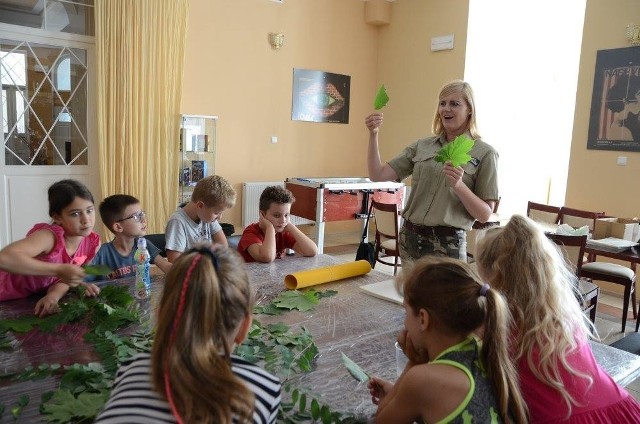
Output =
[
  {"x1": 397, "y1": 330, "x2": 429, "y2": 365},
  {"x1": 284, "y1": 221, "x2": 296, "y2": 232},
  {"x1": 368, "y1": 376, "x2": 392, "y2": 405},
  {"x1": 258, "y1": 214, "x2": 274, "y2": 233},
  {"x1": 34, "y1": 294, "x2": 61, "y2": 317},
  {"x1": 81, "y1": 282, "x2": 100, "y2": 297},
  {"x1": 56, "y1": 264, "x2": 86, "y2": 287}
]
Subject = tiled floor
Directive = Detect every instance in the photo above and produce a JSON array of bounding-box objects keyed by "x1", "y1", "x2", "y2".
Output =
[{"x1": 321, "y1": 234, "x2": 640, "y2": 402}]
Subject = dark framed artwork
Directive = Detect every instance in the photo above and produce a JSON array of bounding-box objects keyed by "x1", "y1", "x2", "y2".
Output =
[
  {"x1": 291, "y1": 69, "x2": 350, "y2": 124},
  {"x1": 587, "y1": 46, "x2": 640, "y2": 151}
]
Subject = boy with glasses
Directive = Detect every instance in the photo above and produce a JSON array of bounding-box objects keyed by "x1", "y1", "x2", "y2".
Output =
[{"x1": 90, "y1": 195, "x2": 172, "y2": 280}]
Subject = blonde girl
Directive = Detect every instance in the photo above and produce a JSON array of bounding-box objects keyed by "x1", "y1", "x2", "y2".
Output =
[
  {"x1": 367, "y1": 257, "x2": 528, "y2": 423},
  {"x1": 95, "y1": 245, "x2": 281, "y2": 423},
  {"x1": 476, "y1": 215, "x2": 640, "y2": 422}
]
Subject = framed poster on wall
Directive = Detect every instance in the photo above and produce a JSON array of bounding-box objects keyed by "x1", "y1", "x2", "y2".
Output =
[
  {"x1": 587, "y1": 46, "x2": 640, "y2": 151},
  {"x1": 291, "y1": 69, "x2": 350, "y2": 124}
]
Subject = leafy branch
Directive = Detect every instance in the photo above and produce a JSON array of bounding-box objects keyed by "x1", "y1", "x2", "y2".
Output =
[{"x1": 254, "y1": 289, "x2": 337, "y2": 315}]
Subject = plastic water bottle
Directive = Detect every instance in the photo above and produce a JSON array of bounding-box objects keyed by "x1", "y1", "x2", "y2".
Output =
[{"x1": 134, "y1": 238, "x2": 151, "y2": 299}]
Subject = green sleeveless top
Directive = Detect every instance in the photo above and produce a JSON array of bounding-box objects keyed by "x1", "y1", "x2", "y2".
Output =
[{"x1": 431, "y1": 336, "x2": 501, "y2": 424}]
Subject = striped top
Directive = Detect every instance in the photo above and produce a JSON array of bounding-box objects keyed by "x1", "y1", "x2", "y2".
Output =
[{"x1": 94, "y1": 353, "x2": 281, "y2": 423}]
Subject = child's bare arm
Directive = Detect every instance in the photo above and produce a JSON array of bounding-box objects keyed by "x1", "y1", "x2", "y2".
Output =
[
  {"x1": 285, "y1": 222, "x2": 318, "y2": 257},
  {"x1": 212, "y1": 230, "x2": 228, "y2": 247},
  {"x1": 247, "y1": 216, "x2": 277, "y2": 263},
  {"x1": 0, "y1": 230, "x2": 86, "y2": 286},
  {"x1": 166, "y1": 249, "x2": 181, "y2": 264},
  {"x1": 34, "y1": 282, "x2": 69, "y2": 317},
  {"x1": 153, "y1": 256, "x2": 173, "y2": 273}
]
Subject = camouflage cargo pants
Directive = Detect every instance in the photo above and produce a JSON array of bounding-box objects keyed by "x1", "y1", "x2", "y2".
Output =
[{"x1": 399, "y1": 225, "x2": 467, "y2": 263}]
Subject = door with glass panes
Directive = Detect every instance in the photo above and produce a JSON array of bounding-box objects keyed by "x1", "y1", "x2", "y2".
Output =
[{"x1": 0, "y1": 2, "x2": 97, "y2": 248}]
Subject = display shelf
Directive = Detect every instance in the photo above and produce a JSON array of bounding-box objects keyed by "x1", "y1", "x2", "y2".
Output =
[{"x1": 179, "y1": 115, "x2": 217, "y2": 204}]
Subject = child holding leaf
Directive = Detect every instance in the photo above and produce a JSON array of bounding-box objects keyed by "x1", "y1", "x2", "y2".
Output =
[
  {"x1": 367, "y1": 257, "x2": 528, "y2": 423},
  {"x1": 0, "y1": 179, "x2": 100, "y2": 316},
  {"x1": 365, "y1": 80, "x2": 499, "y2": 261}
]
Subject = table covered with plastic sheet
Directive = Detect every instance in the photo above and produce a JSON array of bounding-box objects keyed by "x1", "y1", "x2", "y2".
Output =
[{"x1": 1, "y1": 254, "x2": 640, "y2": 422}]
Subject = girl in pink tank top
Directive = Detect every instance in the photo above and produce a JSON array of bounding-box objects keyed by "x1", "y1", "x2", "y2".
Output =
[
  {"x1": 0, "y1": 179, "x2": 101, "y2": 317},
  {"x1": 476, "y1": 215, "x2": 640, "y2": 423}
]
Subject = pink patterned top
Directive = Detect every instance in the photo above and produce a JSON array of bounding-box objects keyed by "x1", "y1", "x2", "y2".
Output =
[
  {"x1": 0, "y1": 223, "x2": 100, "y2": 301},
  {"x1": 519, "y1": 337, "x2": 640, "y2": 423}
]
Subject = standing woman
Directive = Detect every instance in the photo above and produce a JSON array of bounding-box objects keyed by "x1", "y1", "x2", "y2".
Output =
[{"x1": 365, "y1": 80, "x2": 498, "y2": 261}]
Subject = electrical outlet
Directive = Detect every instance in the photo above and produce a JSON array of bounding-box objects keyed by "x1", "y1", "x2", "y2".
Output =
[
  {"x1": 270, "y1": 0, "x2": 283, "y2": 3},
  {"x1": 271, "y1": 136, "x2": 278, "y2": 144},
  {"x1": 617, "y1": 156, "x2": 627, "y2": 166}
]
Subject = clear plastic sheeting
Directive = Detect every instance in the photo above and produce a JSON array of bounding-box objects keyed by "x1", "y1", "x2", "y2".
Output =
[{"x1": 1, "y1": 255, "x2": 640, "y2": 422}]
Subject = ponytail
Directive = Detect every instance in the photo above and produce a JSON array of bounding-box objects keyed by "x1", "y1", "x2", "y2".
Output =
[
  {"x1": 151, "y1": 246, "x2": 254, "y2": 423},
  {"x1": 399, "y1": 257, "x2": 528, "y2": 423},
  {"x1": 481, "y1": 287, "x2": 528, "y2": 423}
]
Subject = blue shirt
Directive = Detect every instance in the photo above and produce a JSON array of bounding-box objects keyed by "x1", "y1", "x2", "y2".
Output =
[{"x1": 90, "y1": 237, "x2": 161, "y2": 280}]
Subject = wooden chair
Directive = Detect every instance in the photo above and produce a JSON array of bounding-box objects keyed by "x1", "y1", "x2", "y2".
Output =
[
  {"x1": 560, "y1": 207, "x2": 637, "y2": 332},
  {"x1": 371, "y1": 200, "x2": 401, "y2": 276},
  {"x1": 527, "y1": 201, "x2": 561, "y2": 225},
  {"x1": 546, "y1": 233, "x2": 599, "y2": 324}
]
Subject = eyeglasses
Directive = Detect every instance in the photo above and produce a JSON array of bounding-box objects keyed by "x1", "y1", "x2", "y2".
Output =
[{"x1": 116, "y1": 211, "x2": 146, "y2": 223}]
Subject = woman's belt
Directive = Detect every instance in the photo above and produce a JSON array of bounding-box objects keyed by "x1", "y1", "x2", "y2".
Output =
[{"x1": 404, "y1": 221, "x2": 463, "y2": 237}]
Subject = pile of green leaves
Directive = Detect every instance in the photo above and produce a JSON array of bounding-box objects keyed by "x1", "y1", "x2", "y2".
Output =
[
  {"x1": 254, "y1": 289, "x2": 337, "y2": 315},
  {"x1": 278, "y1": 385, "x2": 367, "y2": 424},
  {"x1": 0, "y1": 286, "x2": 144, "y2": 422},
  {"x1": 434, "y1": 135, "x2": 475, "y2": 167},
  {"x1": 236, "y1": 321, "x2": 318, "y2": 378},
  {"x1": 1, "y1": 284, "x2": 363, "y2": 423}
]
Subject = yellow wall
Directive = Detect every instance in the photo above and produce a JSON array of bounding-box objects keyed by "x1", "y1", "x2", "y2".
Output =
[
  {"x1": 182, "y1": 0, "x2": 380, "y2": 229},
  {"x1": 182, "y1": 0, "x2": 639, "y2": 232},
  {"x1": 374, "y1": 0, "x2": 468, "y2": 166},
  {"x1": 566, "y1": 0, "x2": 640, "y2": 217}
]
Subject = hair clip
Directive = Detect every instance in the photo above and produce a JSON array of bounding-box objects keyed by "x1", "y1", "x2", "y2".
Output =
[
  {"x1": 188, "y1": 246, "x2": 220, "y2": 271},
  {"x1": 479, "y1": 283, "x2": 490, "y2": 297}
]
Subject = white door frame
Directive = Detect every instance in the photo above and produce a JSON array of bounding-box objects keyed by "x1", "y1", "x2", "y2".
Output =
[{"x1": 0, "y1": 23, "x2": 98, "y2": 248}]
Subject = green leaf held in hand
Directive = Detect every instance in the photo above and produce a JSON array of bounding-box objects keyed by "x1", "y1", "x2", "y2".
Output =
[
  {"x1": 373, "y1": 84, "x2": 389, "y2": 110},
  {"x1": 83, "y1": 264, "x2": 113, "y2": 276},
  {"x1": 341, "y1": 352, "x2": 369, "y2": 383},
  {"x1": 434, "y1": 135, "x2": 475, "y2": 167}
]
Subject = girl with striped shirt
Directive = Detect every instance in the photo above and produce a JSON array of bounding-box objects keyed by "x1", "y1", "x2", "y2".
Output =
[{"x1": 95, "y1": 245, "x2": 281, "y2": 423}]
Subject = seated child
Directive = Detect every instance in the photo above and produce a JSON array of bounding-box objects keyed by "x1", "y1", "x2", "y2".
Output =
[
  {"x1": 475, "y1": 215, "x2": 640, "y2": 422},
  {"x1": 238, "y1": 186, "x2": 317, "y2": 263},
  {"x1": 0, "y1": 179, "x2": 101, "y2": 317},
  {"x1": 94, "y1": 245, "x2": 281, "y2": 423},
  {"x1": 165, "y1": 175, "x2": 236, "y2": 263},
  {"x1": 90, "y1": 195, "x2": 172, "y2": 280},
  {"x1": 367, "y1": 256, "x2": 528, "y2": 423}
]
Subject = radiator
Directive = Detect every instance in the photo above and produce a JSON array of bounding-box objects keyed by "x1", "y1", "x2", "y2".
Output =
[{"x1": 242, "y1": 182, "x2": 314, "y2": 228}]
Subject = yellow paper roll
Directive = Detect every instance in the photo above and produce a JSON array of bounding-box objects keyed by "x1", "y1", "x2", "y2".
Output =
[{"x1": 284, "y1": 260, "x2": 372, "y2": 289}]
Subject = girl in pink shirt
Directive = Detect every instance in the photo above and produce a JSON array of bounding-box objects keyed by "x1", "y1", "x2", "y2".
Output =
[
  {"x1": 476, "y1": 215, "x2": 640, "y2": 423},
  {"x1": 0, "y1": 179, "x2": 101, "y2": 317}
]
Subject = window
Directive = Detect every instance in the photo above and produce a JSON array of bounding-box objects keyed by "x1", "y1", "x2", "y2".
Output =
[{"x1": 1, "y1": 40, "x2": 88, "y2": 165}]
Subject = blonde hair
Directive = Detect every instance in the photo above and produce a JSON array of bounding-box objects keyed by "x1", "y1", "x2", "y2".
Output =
[
  {"x1": 475, "y1": 215, "x2": 593, "y2": 416},
  {"x1": 191, "y1": 175, "x2": 236, "y2": 208},
  {"x1": 151, "y1": 245, "x2": 254, "y2": 423},
  {"x1": 431, "y1": 80, "x2": 480, "y2": 140},
  {"x1": 397, "y1": 257, "x2": 528, "y2": 423}
]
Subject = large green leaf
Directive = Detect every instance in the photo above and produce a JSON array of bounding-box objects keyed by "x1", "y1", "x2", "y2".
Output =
[
  {"x1": 434, "y1": 135, "x2": 475, "y2": 167},
  {"x1": 82, "y1": 264, "x2": 112, "y2": 276}
]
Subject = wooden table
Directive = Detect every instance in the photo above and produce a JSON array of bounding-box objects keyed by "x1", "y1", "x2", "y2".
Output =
[{"x1": 1, "y1": 255, "x2": 640, "y2": 422}]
